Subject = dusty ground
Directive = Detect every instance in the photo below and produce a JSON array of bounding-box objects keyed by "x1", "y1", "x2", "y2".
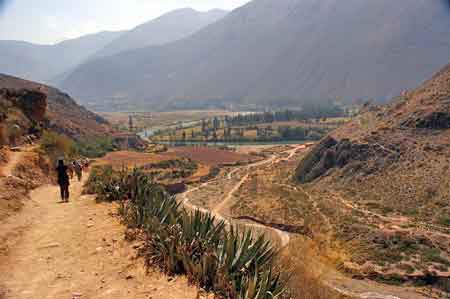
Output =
[
  {"x1": 0, "y1": 173, "x2": 206, "y2": 299},
  {"x1": 0, "y1": 147, "x2": 53, "y2": 221}
]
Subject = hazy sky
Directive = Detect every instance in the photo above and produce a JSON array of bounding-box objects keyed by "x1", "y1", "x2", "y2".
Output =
[{"x1": 0, "y1": 0, "x2": 251, "y2": 44}]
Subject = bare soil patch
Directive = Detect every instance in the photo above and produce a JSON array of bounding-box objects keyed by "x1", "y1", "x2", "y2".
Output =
[
  {"x1": 95, "y1": 151, "x2": 178, "y2": 169},
  {"x1": 169, "y1": 146, "x2": 256, "y2": 166}
]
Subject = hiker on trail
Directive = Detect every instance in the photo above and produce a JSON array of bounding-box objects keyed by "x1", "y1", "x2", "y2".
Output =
[
  {"x1": 56, "y1": 159, "x2": 70, "y2": 202},
  {"x1": 8, "y1": 124, "x2": 21, "y2": 147},
  {"x1": 73, "y1": 160, "x2": 83, "y2": 182}
]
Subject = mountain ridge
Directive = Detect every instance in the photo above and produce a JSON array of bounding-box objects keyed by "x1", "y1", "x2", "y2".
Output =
[
  {"x1": 92, "y1": 8, "x2": 227, "y2": 59},
  {"x1": 0, "y1": 31, "x2": 124, "y2": 83},
  {"x1": 61, "y1": 0, "x2": 450, "y2": 111},
  {"x1": 0, "y1": 8, "x2": 228, "y2": 85}
]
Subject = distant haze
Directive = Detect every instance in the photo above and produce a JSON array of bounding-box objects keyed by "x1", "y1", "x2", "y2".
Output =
[{"x1": 0, "y1": 0, "x2": 250, "y2": 44}]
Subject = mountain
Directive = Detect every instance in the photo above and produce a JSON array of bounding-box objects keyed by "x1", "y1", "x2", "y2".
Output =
[
  {"x1": 0, "y1": 74, "x2": 113, "y2": 139},
  {"x1": 93, "y1": 8, "x2": 227, "y2": 59},
  {"x1": 295, "y1": 62, "x2": 450, "y2": 281},
  {"x1": 0, "y1": 31, "x2": 123, "y2": 83},
  {"x1": 0, "y1": 8, "x2": 227, "y2": 86},
  {"x1": 62, "y1": 0, "x2": 450, "y2": 111}
]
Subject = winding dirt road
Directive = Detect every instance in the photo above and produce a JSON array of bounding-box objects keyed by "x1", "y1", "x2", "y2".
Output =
[
  {"x1": 180, "y1": 149, "x2": 294, "y2": 248},
  {"x1": 178, "y1": 145, "x2": 432, "y2": 299}
]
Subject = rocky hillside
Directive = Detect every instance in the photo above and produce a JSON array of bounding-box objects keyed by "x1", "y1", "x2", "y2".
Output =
[
  {"x1": 0, "y1": 88, "x2": 47, "y2": 147},
  {"x1": 295, "y1": 63, "x2": 450, "y2": 284},
  {"x1": 0, "y1": 74, "x2": 113, "y2": 139},
  {"x1": 61, "y1": 0, "x2": 450, "y2": 111}
]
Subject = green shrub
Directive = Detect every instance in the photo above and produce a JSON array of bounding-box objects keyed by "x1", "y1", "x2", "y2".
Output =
[
  {"x1": 40, "y1": 130, "x2": 76, "y2": 160},
  {"x1": 84, "y1": 166, "x2": 128, "y2": 201},
  {"x1": 74, "y1": 136, "x2": 115, "y2": 158},
  {"x1": 437, "y1": 214, "x2": 450, "y2": 227}
]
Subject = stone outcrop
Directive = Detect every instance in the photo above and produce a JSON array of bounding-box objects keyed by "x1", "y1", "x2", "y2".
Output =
[
  {"x1": 0, "y1": 88, "x2": 48, "y2": 146},
  {"x1": 295, "y1": 136, "x2": 337, "y2": 183},
  {"x1": 15, "y1": 90, "x2": 47, "y2": 122},
  {"x1": 0, "y1": 74, "x2": 114, "y2": 140},
  {"x1": 415, "y1": 112, "x2": 450, "y2": 129},
  {"x1": 295, "y1": 137, "x2": 380, "y2": 183}
]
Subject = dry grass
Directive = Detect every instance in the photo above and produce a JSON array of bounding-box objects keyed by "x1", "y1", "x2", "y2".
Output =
[{"x1": 280, "y1": 238, "x2": 344, "y2": 299}]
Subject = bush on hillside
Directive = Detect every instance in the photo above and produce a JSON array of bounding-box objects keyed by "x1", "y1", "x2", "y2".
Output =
[
  {"x1": 74, "y1": 136, "x2": 115, "y2": 158},
  {"x1": 83, "y1": 165, "x2": 128, "y2": 201},
  {"x1": 40, "y1": 130, "x2": 76, "y2": 160}
]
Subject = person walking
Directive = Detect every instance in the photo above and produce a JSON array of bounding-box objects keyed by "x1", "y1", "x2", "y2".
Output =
[
  {"x1": 73, "y1": 160, "x2": 83, "y2": 182},
  {"x1": 56, "y1": 159, "x2": 70, "y2": 202}
]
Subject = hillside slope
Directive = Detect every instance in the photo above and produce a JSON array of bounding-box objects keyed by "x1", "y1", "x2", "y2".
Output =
[
  {"x1": 62, "y1": 0, "x2": 450, "y2": 111},
  {"x1": 0, "y1": 74, "x2": 113, "y2": 139},
  {"x1": 0, "y1": 31, "x2": 123, "y2": 83},
  {"x1": 295, "y1": 63, "x2": 450, "y2": 283},
  {"x1": 93, "y1": 8, "x2": 227, "y2": 59}
]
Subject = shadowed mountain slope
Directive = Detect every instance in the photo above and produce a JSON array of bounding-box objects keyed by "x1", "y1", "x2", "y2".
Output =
[{"x1": 62, "y1": 0, "x2": 450, "y2": 111}]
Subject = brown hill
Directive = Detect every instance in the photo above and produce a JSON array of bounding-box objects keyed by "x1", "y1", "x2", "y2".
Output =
[
  {"x1": 295, "y1": 63, "x2": 450, "y2": 284},
  {"x1": 0, "y1": 74, "x2": 113, "y2": 139}
]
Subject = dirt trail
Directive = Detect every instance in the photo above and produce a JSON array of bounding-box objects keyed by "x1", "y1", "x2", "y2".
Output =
[
  {"x1": 213, "y1": 174, "x2": 248, "y2": 214},
  {"x1": 332, "y1": 192, "x2": 450, "y2": 236},
  {"x1": 0, "y1": 176, "x2": 205, "y2": 299}
]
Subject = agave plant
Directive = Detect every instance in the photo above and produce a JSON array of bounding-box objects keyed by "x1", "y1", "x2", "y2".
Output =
[
  {"x1": 92, "y1": 166, "x2": 289, "y2": 299},
  {"x1": 214, "y1": 228, "x2": 282, "y2": 298},
  {"x1": 239, "y1": 266, "x2": 286, "y2": 299}
]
